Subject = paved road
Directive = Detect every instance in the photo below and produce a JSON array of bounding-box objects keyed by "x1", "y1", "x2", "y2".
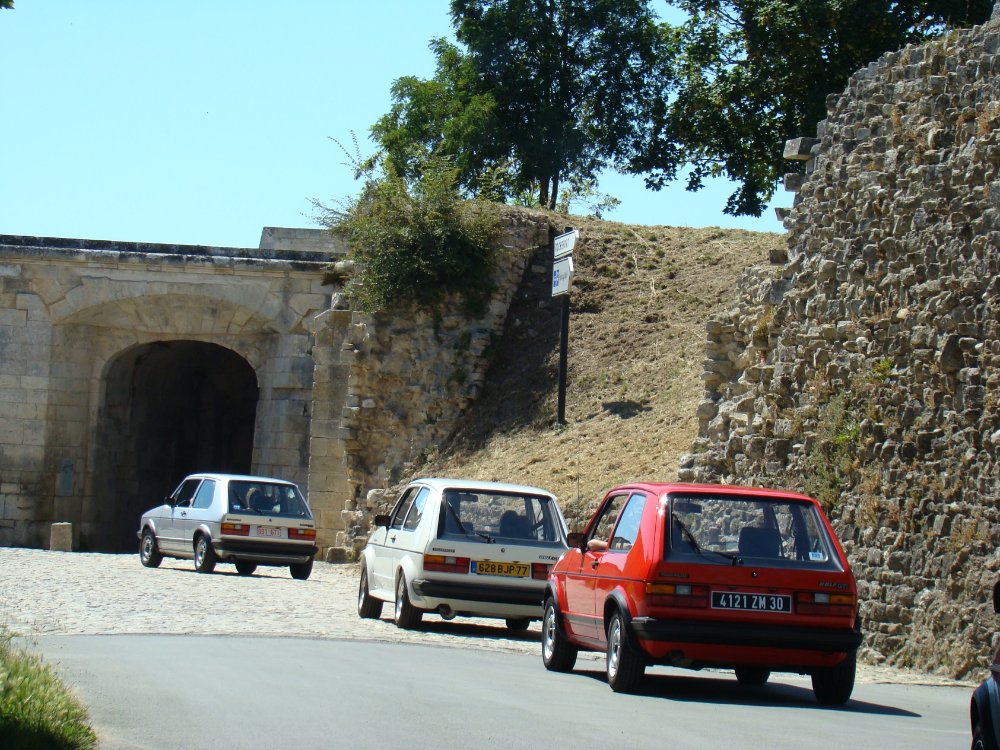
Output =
[
  {"x1": 0, "y1": 548, "x2": 980, "y2": 748},
  {"x1": 28, "y1": 635, "x2": 973, "y2": 750}
]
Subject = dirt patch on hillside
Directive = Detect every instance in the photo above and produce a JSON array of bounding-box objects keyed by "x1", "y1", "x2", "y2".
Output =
[{"x1": 416, "y1": 211, "x2": 784, "y2": 528}]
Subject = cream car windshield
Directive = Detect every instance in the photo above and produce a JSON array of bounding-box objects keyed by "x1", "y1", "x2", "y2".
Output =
[
  {"x1": 438, "y1": 490, "x2": 560, "y2": 545},
  {"x1": 229, "y1": 481, "x2": 312, "y2": 518},
  {"x1": 666, "y1": 493, "x2": 842, "y2": 572}
]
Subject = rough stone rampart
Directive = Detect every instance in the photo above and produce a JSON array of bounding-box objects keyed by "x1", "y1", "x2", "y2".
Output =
[{"x1": 679, "y1": 19, "x2": 1000, "y2": 677}]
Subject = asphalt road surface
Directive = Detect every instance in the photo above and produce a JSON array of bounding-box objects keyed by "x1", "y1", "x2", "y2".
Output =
[{"x1": 29, "y1": 634, "x2": 971, "y2": 750}]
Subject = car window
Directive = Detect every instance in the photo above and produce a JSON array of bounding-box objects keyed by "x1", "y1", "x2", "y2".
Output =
[
  {"x1": 191, "y1": 480, "x2": 216, "y2": 510},
  {"x1": 589, "y1": 493, "x2": 628, "y2": 546},
  {"x1": 609, "y1": 493, "x2": 645, "y2": 551},
  {"x1": 402, "y1": 487, "x2": 430, "y2": 531},
  {"x1": 666, "y1": 493, "x2": 843, "y2": 571},
  {"x1": 228, "y1": 481, "x2": 312, "y2": 518},
  {"x1": 390, "y1": 488, "x2": 418, "y2": 529},
  {"x1": 438, "y1": 489, "x2": 562, "y2": 544},
  {"x1": 173, "y1": 479, "x2": 201, "y2": 508}
]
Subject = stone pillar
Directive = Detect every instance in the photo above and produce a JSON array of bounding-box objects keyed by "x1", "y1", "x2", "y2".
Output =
[{"x1": 49, "y1": 522, "x2": 72, "y2": 551}]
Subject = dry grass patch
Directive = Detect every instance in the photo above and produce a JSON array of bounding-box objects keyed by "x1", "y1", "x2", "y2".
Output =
[{"x1": 416, "y1": 213, "x2": 783, "y2": 526}]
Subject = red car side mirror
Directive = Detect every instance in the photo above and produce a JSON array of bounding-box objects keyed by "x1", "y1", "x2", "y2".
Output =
[{"x1": 567, "y1": 532, "x2": 586, "y2": 550}]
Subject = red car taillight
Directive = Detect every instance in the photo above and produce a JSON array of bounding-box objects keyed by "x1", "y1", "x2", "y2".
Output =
[
  {"x1": 645, "y1": 583, "x2": 709, "y2": 608},
  {"x1": 531, "y1": 563, "x2": 551, "y2": 580},
  {"x1": 288, "y1": 527, "x2": 316, "y2": 541},
  {"x1": 221, "y1": 522, "x2": 250, "y2": 536},
  {"x1": 795, "y1": 591, "x2": 854, "y2": 616},
  {"x1": 424, "y1": 554, "x2": 471, "y2": 573}
]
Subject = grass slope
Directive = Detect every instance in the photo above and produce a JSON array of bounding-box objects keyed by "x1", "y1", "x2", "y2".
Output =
[{"x1": 416, "y1": 214, "x2": 783, "y2": 528}]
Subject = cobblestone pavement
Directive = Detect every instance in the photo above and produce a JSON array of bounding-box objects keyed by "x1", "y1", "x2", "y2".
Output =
[{"x1": 0, "y1": 547, "x2": 975, "y2": 687}]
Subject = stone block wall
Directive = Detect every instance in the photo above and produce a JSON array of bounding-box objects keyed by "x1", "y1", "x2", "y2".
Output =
[
  {"x1": 0, "y1": 236, "x2": 330, "y2": 550},
  {"x1": 679, "y1": 18, "x2": 1000, "y2": 677}
]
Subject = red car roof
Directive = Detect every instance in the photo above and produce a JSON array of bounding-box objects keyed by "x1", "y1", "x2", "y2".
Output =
[{"x1": 605, "y1": 482, "x2": 817, "y2": 504}]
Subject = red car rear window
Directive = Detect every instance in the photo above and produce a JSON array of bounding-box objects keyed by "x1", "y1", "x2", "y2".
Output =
[{"x1": 665, "y1": 493, "x2": 844, "y2": 572}]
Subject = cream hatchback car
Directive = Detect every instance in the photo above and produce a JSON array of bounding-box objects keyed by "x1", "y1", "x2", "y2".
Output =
[
  {"x1": 138, "y1": 473, "x2": 318, "y2": 579},
  {"x1": 358, "y1": 478, "x2": 569, "y2": 630}
]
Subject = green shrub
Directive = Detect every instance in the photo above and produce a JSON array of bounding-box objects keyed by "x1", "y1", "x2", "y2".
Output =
[
  {"x1": 0, "y1": 629, "x2": 97, "y2": 749},
  {"x1": 319, "y1": 152, "x2": 500, "y2": 315}
]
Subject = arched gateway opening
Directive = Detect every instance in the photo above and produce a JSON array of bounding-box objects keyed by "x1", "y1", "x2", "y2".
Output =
[{"x1": 91, "y1": 341, "x2": 259, "y2": 552}]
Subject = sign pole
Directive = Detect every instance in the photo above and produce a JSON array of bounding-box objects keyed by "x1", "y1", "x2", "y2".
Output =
[
  {"x1": 551, "y1": 226, "x2": 577, "y2": 426},
  {"x1": 557, "y1": 290, "x2": 569, "y2": 425}
]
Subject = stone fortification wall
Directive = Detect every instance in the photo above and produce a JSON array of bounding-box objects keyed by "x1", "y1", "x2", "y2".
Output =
[
  {"x1": 307, "y1": 210, "x2": 552, "y2": 558},
  {"x1": 679, "y1": 20, "x2": 1000, "y2": 678}
]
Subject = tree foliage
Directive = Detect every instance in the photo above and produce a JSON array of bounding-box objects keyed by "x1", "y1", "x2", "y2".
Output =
[
  {"x1": 371, "y1": 39, "x2": 512, "y2": 202},
  {"x1": 366, "y1": 0, "x2": 994, "y2": 222},
  {"x1": 633, "y1": 0, "x2": 996, "y2": 217},
  {"x1": 372, "y1": 0, "x2": 665, "y2": 210}
]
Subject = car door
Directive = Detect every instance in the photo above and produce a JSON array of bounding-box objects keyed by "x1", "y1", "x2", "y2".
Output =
[
  {"x1": 179, "y1": 478, "x2": 217, "y2": 548},
  {"x1": 592, "y1": 492, "x2": 647, "y2": 644},
  {"x1": 370, "y1": 487, "x2": 420, "y2": 595},
  {"x1": 385, "y1": 486, "x2": 430, "y2": 584},
  {"x1": 159, "y1": 478, "x2": 201, "y2": 553},
  {"x1": 562, "y1": 492, "x2": 629, "y2": 643}
]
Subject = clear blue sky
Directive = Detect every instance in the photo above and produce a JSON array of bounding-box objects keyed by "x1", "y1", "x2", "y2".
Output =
[{"x1": 0, "y1": 1, "x2": 785, "y2": 249}]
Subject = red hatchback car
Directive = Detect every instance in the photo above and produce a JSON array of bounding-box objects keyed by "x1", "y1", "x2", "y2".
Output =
[{"x1": 543, "y1": 482, "x2": 862, "y2": 703}]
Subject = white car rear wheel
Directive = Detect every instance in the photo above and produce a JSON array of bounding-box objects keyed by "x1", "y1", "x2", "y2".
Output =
[
  {"x1": 393, "y1": 575, "x2": 422, "y2": 629},
  {"x1": 194, "y1": 535, "x2": 216, "y2": 574}
]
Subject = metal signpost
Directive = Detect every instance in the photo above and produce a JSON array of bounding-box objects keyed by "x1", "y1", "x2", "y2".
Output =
[{"x1": 551, "y1": 228, "x2": 578, "y2": 425}]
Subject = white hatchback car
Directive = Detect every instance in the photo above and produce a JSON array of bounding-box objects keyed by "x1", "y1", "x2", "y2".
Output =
[
  {"x1": 138, "y1": 473, "x2": 318, "y2": 579},
  {"x1": 357, "y1": 478, "x2": 569, "y2": 630}
]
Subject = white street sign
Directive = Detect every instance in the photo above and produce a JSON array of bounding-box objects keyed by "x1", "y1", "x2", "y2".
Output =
[
  {"x1": 552, "y1": 256, "x2": 574, "y2": 296},
  {"x1": 553, "y1": 229, "x2": 578, "y2": 259}
]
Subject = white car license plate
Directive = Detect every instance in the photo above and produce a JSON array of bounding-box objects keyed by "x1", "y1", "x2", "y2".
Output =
[
  {"x1": 711, "y1": 591, "x2": 790, "y2": 613},
  {"x1": 253, "y1": 526, "x2": 285, "y2": 539},
  {"x1": 471, "y1": 560, "x2": 529, "y2": 577}
]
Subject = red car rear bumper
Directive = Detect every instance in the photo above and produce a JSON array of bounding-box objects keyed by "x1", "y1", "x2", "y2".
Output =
[{"x1": 630, "y1": 616, "x2": 862, "y2": 653}]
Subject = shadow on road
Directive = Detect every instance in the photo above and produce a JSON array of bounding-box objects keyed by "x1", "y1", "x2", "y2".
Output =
[
  {"x1": 397, "y1": 618, "x2": 542, "y2": 644},
  {"x1": 571, "y1": 668, "x2": 922, "y2": 717}
]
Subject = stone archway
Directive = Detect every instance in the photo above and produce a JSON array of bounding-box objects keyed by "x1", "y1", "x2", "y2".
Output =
[{"x1": 89, "y1": 341, "x2": 259, "y2": 552}]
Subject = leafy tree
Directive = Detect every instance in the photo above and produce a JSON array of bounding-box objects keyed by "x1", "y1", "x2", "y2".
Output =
[
  {"x1": 1, "y1": 2, "x2": 13, "y2": 9},
  {"x1": 373, "y1": 0, "x2": 665, "y2": 210},
  {"x1": 633, "y1": 0, "x2": 995, "y2": 217},
  {"x1": 371, "y1": 39, "x2": 513, "y2": 202},
  {"x1": 453, "y1": 0, "x2": 666, "y2": 208}
]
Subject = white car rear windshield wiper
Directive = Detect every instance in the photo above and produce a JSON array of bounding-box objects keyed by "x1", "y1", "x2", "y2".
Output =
[{"x1": 446, "y1": 503, "x2": 494, "y2": 542}]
